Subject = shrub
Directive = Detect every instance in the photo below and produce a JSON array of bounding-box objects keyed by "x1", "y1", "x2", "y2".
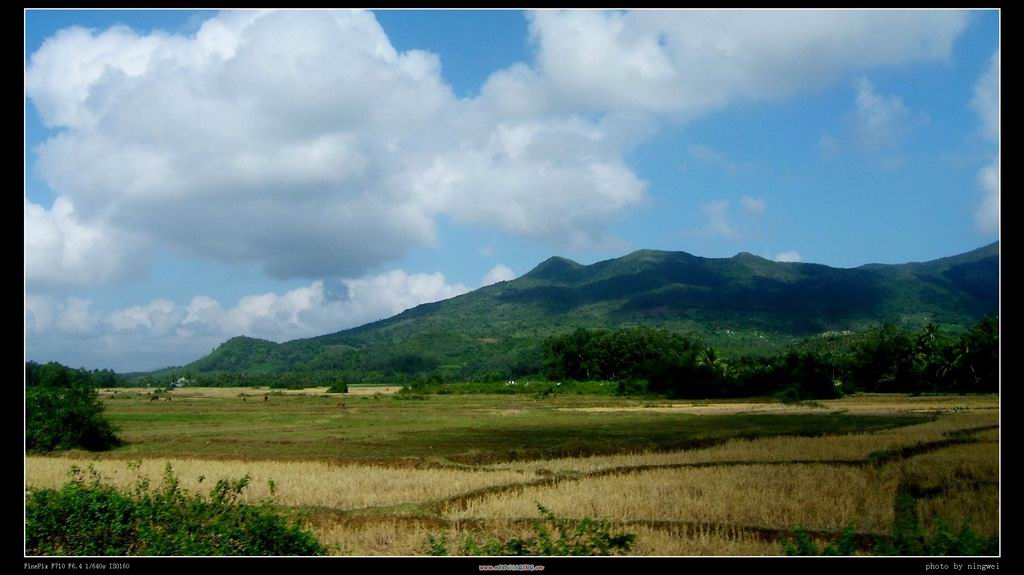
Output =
[
  {"x1": 782, "y1": 524, "x2": 858, "y2": 556},
  {"x1": 615, "y1": 379, "x2": 649, "y2": 396},
  {"x1": 326, "y1": 382, "x2": 349, "y2": 393},
  {"x1": 25, "y1": 464, "x2": 326, "y2": 556},
  {"x1": 26, "y1": 363, "x2": 121, "y2": 452},
  {"x1": 426, "y1": 504, "x2": 635, "y2": 556}
]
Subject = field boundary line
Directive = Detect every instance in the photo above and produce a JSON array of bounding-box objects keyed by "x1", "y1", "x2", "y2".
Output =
[{"x1": 431, "y1": 425, "x2": 997, "y2": 514}]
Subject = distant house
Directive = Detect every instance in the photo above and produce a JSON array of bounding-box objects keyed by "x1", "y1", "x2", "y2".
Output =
[{"x1": 172, "y1": 377, "x2": 190, "y2": 388}]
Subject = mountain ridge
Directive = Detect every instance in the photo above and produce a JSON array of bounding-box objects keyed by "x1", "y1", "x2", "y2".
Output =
[{"x1": 169, "y1": 242, "x2": 998, "y2": 380}]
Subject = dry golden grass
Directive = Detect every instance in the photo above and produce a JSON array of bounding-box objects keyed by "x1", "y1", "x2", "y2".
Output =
[
  {"x1": 892, "y1": 441, "x2": 999, "y2": 489},
  {"x1": 556, "y1": 395, "x2": 998, "y2": 417},
  {"x1": 311, "y1": 517, "x2": 781, "y2": 556},
  {"x1": 313, "y1": 519, "x2": 525, "y2": 556},
  {"x1": 25, "y1": 457, "x2": 525, "y2": 510},
  {"x1": 446, "y1": 464, "x2": 899, "y2": 533},
  {"x1": 917, "y1": 485, "x2": 999, "y2": 537},
  {"x1": 823, "y1": 394, "x2": 998, "y2": 416},
  {"x1": 889, "y1": 441, "x2": 999, "y2": 537}
]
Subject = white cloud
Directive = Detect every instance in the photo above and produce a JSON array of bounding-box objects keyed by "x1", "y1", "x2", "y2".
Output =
[
  {"x1": 25, "y1": 293, "x2": 53, "y2": 332},
  {"x1": 26, "y1": 10, "x2": 651, "y2": 281},
  {"x1": 971, "y1": 49, "x2": 999, "y2": 143},
  {"x1": 851, "y1": 77, "x2": 912, "y2": 151},
  {"x1": 410, "y1": 117, "x2": 647, "y2": 250},
  {"x1": 703, "y1": 197, "x2": 766, "y2": 239},
  {"x1": 57, "y1": 297, "x2": 100, "y2": 337},
  {"x1": 703, "y1": 200, "x2": 737, "y2": 239},
  {"x1": 975, "y1": 159, "x2": 999, "y2": 234},
  {"x1": 971, "y1": 50, "x2": 999, "y2": 235},
  {"x1": 487, "y1": 10, "x2": 967, "y2": 120},
  {"x1": 740, "y1": 196, "x2": 766, "y2": 215},
  {"x1": 26, "y1": 269, "x2": 469, "y2": 371},
  {"x1": 481, "y1": 264, "x2": 516, "y2": 287},
  {"x1": 688, "y1": 143, "x2": 740, "y2": 175},
  {"x1": 25, "y1": 10, "x2": 970, "y2": 284},
  {"x1": 774, "y1": 251, "x2": 803, "y2": 263},
  {"x1": 340, "y1": 271, "x2": 469, "y2": 329},
  {"x1": 109, "y1": 299, "x2": 184, "y2": 336},
  {"x1": 25, "y1": 196, "x2": 147, "y2": 287},
  {"x1": 172, "y1": 271, "x2": 468, "y2": 342}
]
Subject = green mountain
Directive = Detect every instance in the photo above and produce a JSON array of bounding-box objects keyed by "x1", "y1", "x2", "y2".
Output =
[{"x1": 176, "y1": 242, "x2": 998, "y2": 380}]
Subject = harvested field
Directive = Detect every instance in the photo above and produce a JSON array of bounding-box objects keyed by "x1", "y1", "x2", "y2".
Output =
[{"x1": 24, "y1": 392, "x2": 998, "y2": 556}]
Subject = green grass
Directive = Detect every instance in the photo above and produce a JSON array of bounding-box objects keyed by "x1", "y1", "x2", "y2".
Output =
[{"x1": 59, "y1": 391, "x2": 931, "y2": 465}]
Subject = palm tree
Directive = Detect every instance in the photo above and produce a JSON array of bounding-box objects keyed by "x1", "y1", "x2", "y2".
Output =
[{"x1": 696, "y1": 346, "x2": 729, "y2": 380}]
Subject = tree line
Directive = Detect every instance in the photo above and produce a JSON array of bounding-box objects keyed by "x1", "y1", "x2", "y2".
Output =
[{"x1": 541, "y1": 316, "x2": 998, "y2": 399}]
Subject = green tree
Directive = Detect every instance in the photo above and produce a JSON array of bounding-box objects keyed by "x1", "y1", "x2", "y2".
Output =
[{"x1": 26, "y1": 362, "x2": 121, "y2": 452}]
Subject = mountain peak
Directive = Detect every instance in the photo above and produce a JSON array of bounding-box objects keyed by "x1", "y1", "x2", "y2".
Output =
[
  {"x1": 523, "y1": 255, "x2": 585, "y2": 282},
  {"x1": 732, "y1": 251, "x2": 766, "y2": 261}
]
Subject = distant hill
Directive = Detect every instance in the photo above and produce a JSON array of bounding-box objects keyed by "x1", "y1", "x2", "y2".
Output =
[{"x1": 168, "y1": 242, "x2": 998, "y2": 380}]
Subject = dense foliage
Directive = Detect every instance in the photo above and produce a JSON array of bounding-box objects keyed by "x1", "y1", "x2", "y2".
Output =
[
  {"x1": 26, "y1": 361, "x2": 120, "y2": 388},
  {"x1": 541, "y1": 317, "x2": 998, "y2": 399},
  {"x1": 26, "y1": 362, "x2": 121, "y2": 452},
  {"x1": 426, "y1": 504, "x2": 635, "y2": 556},
  {"x1": 25, "y1": 464, "x2": 326, "y2": 556}
]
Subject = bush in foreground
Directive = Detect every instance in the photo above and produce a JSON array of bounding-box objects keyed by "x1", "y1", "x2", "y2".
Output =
[
  {"x1": 426, "y1": 504, "x2": 635, "y2": 556},
  {"x1": 26, "y1": 362, "x2": 121, "y2": 452},
  {"x1": 25, "y1": 464, "x2": 326, "y2": 556}
]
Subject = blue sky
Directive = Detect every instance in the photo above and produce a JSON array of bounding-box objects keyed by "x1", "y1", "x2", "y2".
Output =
[{"x1": 25, "y1": 9, "x2": 999, "y2": 371}]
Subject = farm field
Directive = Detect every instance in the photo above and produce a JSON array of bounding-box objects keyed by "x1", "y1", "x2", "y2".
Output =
[{"x1": 25, "y1": 391, "x2": 999, "y2": 555}]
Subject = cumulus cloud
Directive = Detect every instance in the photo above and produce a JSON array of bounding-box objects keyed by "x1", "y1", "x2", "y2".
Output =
[
  {"x1": 25, "y1": 196, "x2": 148, "y2": 287},
  {"x1": 25, "y1": 10, "x2": 652, "y2": 282},
  {"x1": 774, "y1": 251, "x2": 803, "y2": 263},
  {"x1": 410, "y1": 117, "x2": 647, "y2": 250},
  {"x1": 109, "y1": 299, "x2": 185, "y2": 336},
  {"x1": 486, "y1": 10, "x2": 967, "y2": 120},
  {"x1": 971, "y1": 50, "x2": 999, "y2": 234},
  {"x1": 26, "y1": 269, "x2": 469, "y2": 371},
  {"x1": 170, "y1": 271, "x2": 468, "y2": 343},
  {"x1": 481, "y1": 264, "x2": 516, "y2": 287},
  {"x1": 25, "y1": 10, "x2": 971, "y2": 284}
]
